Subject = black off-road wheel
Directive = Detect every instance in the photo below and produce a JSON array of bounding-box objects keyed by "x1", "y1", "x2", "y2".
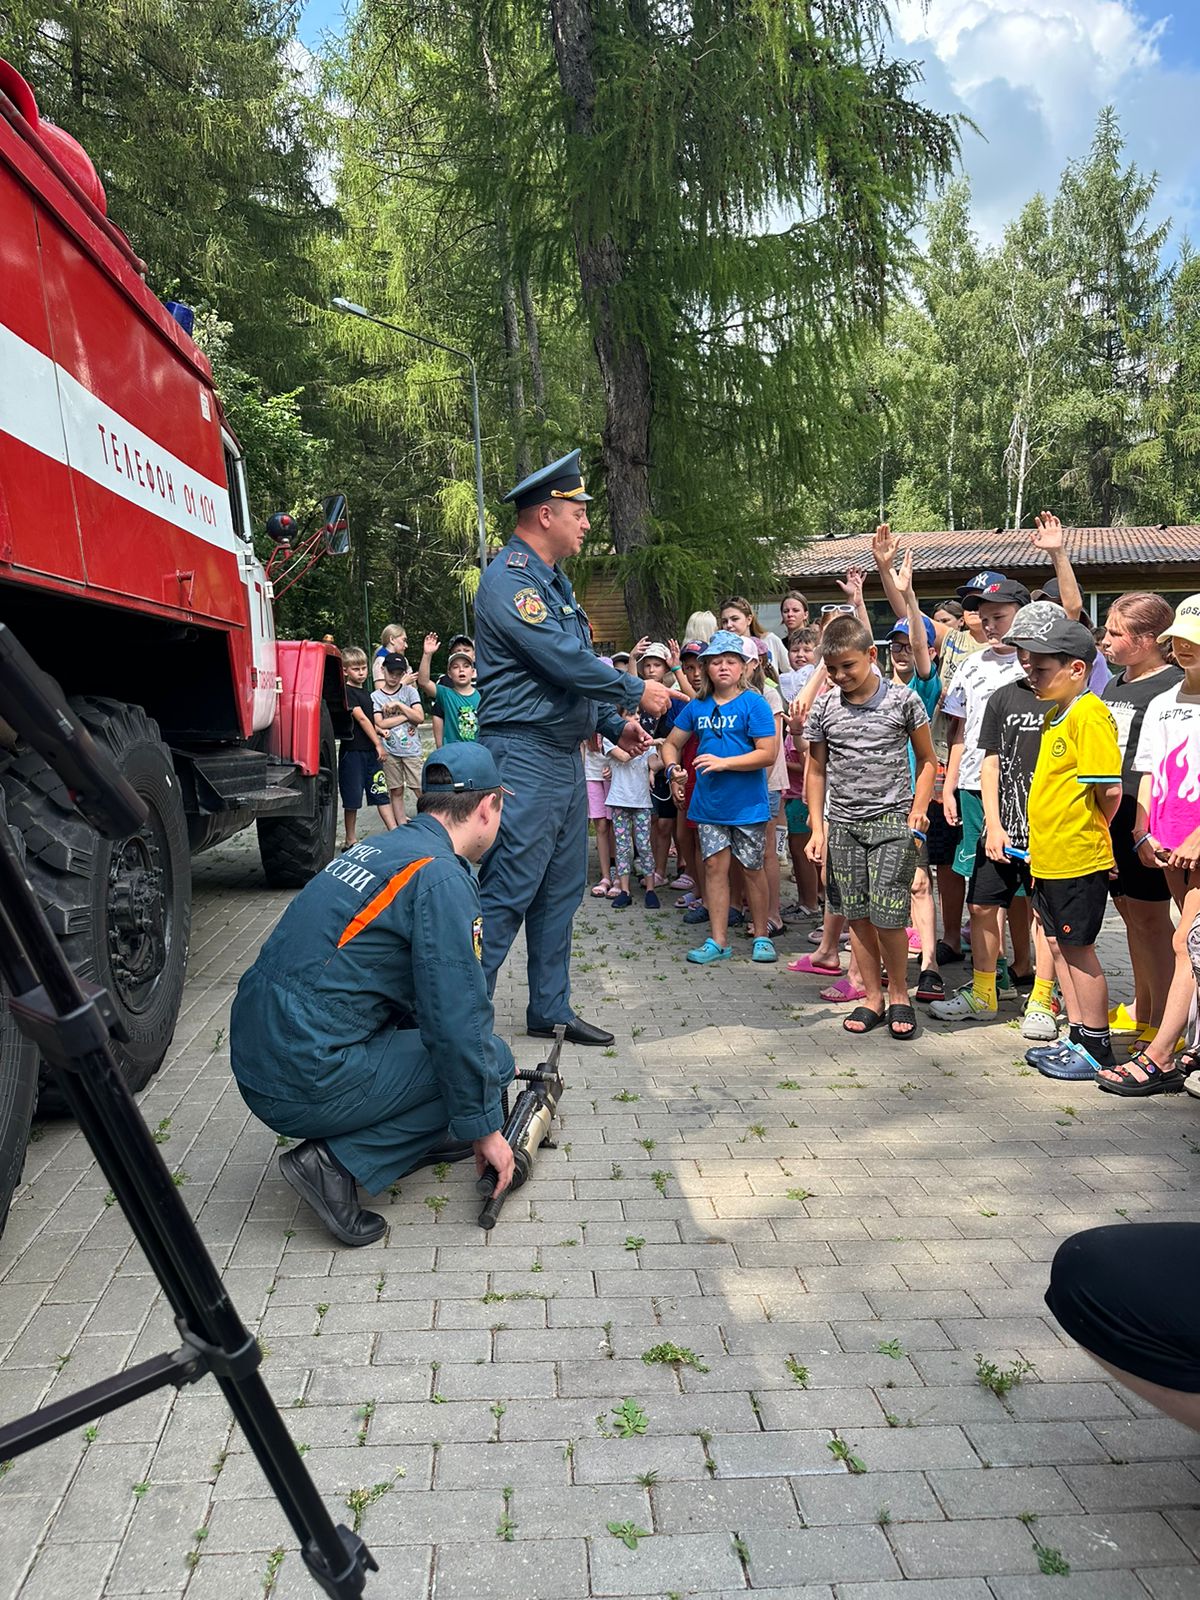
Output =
[
  {"x1": 0, "y1": 699, "x2": 192, "y2": 1114},
  {"x1": 0, "y1": 787, "x2": 39, "y2": 1239},
  {"x1": 256, "y1": 705, "x2": 337, "y2": 887}
]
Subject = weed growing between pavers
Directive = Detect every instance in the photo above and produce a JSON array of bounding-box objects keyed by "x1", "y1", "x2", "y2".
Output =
[
  {"x1": 641, "y1": 1342, "x2": 709, "y2": 1372},
  {"x1": 497, "y1": 1486, "x2": 517, "y2": 1540},
  {"x1": 608, "y1": 1520, "x2": 649, "y2": 1548},
  {"x1": 827, "y1": 1436, "x2": 867, "y2": 1474},
  {"x1": 975, "y1": 1354, "x2": 1037, "y2": 1397}
]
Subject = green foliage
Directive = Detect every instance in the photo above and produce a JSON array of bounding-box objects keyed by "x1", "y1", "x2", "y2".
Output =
[
  {"x1": 611, "y1": 1398, "x2": 649, "y2": 1438},
  {"x1": 641, "y1": 1343, "x2": 709, "y2": 1373}
]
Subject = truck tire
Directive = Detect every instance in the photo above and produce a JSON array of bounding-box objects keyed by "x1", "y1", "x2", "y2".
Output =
[
  {"x1": 0, "y1": 699, "x2": 192, "y2": 1114},
  {"x1": 0, "y1": 788, "x2": 39, "y2": 1239},
  {"x1": 256, "y1": 705, "x2": 337, "y2": 887}
]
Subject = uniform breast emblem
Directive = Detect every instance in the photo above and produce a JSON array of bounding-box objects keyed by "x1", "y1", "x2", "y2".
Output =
[
  {"x1": 472, "y1": 915, "x2": 483, "y2": 961},
  {"x1": 514, "y1": 587, "x2": 548, "y2": 624}
]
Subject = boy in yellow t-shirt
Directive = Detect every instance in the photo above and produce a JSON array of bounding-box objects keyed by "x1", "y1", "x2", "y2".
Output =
[{"x1": 1006, "y1": 607, "x2": 1122, "y2": 1080}]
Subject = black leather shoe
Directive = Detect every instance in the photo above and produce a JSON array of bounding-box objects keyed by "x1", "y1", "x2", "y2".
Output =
[
  {"x1": 278, "y1": 1140, "x2": 386, "y2": 1248},
  {"x1": 528, "y1": 1016, "x2": 615, "y2": 1047}
]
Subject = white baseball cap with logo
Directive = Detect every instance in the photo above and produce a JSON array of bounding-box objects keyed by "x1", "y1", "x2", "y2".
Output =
[{"x1": 1160, "y1": 594, "x2": 1200, "y2": 648}]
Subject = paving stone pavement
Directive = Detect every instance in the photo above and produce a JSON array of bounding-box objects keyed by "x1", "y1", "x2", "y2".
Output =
[{"x1": 3, "y1": 819, "x2": 1200, "y2": 1599}]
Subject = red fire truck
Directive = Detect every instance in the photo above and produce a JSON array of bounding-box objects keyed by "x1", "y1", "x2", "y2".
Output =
[{"x1": 0, "y1": 59, "x2": 351, "y2": 1231}]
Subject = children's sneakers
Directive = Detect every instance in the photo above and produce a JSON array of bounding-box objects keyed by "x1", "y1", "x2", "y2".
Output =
[
  {"x1": 611, "y1": 891, "x2": 632, "y2": 908},
  {"x1": 928, "y1": 985, "x2": 998, "y2": 1023},
  {"x1": 1021, "y1": 1002, "x2": 1059, "y2": 1042},
  {"x1": 687, "y1": 938, "x2": 732, "y2": 965},
  {"x1": 645, "y1": 889, "x2": 661, "y2": 909}
]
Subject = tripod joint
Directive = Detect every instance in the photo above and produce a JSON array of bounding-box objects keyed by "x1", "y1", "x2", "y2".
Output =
[
  {"x1": 173, "y1": 1319, "x2": 263, "y2": 1385},
  {"x1": 9, "y1": 979, "x2": 127, "y2": 1067}
]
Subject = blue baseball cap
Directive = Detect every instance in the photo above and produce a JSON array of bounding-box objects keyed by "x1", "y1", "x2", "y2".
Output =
[
  {"x1": 889, "y1": 614, "x2": 937, "y2": 646},
  {"x1": 698, "y1": 629, "x2": 753, "y2": 660},
  {"x1": 956, "y1": 569, "x2": 1006, "y2": 608},
  {"x1": 421, "y1": 745, "x2": 513, "y2": 795}
]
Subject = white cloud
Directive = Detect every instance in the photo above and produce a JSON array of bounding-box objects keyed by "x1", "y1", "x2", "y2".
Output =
[{"x1": 890, "y1": 0, "x2": 1199, "y2": 246}]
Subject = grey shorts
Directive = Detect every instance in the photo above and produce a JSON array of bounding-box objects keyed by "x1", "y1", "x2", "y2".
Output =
[
  {"x1": 825, "y1": 810, "x2": 918, "y2": 929},
  {"x1": 697, "y1": 821, "x2": 767, "y2": 870}
]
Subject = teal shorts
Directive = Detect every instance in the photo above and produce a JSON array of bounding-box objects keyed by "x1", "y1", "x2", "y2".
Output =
[
  {"x1": 953, "y1": 789, "x2": 983, "y2": 878},
  {"x1": 785, "y1": 798, "x2": 810, "y2": 835}
]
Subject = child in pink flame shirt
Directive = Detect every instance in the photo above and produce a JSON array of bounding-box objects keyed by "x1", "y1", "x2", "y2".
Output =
[{"x1": 1134, "y1": 594, "x2": 1200, "y2": 904}]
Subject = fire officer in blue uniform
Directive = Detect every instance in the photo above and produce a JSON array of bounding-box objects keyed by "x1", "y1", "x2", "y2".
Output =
[
  {"x1": 229, "y1": 745, "x2": 516, "y2": 1247},
  {"x1": 475, "y1": 449, "x2": 679, "y2": 1046}
]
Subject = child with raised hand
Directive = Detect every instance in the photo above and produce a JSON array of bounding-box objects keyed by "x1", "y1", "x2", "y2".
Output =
[
  {"x1": 929, "y1": 603, "x2": 1051, "y2": 1031},
  {"x1": 804, "y1": 616, "x2": 935, "y2": 1039},
  {"x1": 662, "y1": 632, "x2": 778, "y2": 964},
  {"x1": 880, "y1": 544, "x2": 944, "y2": 1002}
]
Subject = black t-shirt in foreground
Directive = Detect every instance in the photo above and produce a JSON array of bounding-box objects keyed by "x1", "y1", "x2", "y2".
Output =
[
  {"x1": 345, "y1": 685, "x2": 378, "y2": 753},
  {"x1": 978, "y1": 677, "x2": 1044, "y2": 852}
]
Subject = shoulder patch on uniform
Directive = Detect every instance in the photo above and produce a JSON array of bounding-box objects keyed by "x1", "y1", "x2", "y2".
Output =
[
  {"x1": 514, "y1": 586, "x2": 548, "y2": 624},
  {"x1": 472, "y1": 915, "x2": 483, "y2": 961},
  {"x1": 506, "y1": 550, "x2": 528, "y2": 568}
]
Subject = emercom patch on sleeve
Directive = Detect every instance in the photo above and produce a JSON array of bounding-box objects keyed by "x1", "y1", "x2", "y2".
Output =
[{"x1": 514, "y1": 587, "x2": 548, "y2": 624}]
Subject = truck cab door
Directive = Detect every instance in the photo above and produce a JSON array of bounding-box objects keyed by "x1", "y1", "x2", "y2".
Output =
[{"x1": 222, "y1": 436, "x2": 277, "y2": 734}]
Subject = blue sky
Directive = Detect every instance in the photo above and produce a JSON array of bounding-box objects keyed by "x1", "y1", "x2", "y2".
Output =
[{"x1": 295, "y1": 1, "x2": 1200, "y2": 248}]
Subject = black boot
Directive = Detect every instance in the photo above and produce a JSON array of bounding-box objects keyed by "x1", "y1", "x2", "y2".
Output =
[
  {"x1": 528, "y1": 1016, "x2": 615, "y2": 1047},
  {"x1": 278, "y1": 1140, "x2": 385, "y2": 1248}
]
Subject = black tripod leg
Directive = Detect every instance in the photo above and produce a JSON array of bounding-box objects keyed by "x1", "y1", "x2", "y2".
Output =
[{"x1": 0, "y1": 853, "x2": 377, "y2": 1596}]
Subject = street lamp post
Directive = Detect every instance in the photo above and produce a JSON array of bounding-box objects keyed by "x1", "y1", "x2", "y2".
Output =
[{"x1": 332, "y1": 299, "x2": 489, "y2": 591}]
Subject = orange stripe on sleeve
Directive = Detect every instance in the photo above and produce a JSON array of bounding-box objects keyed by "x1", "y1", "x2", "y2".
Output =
[{"x1": 337, "y1": 857, "x2": 434, "y2": 948}]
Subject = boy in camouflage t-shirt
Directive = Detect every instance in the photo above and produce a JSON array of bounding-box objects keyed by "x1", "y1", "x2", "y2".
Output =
[{"x1": 803, "y1": 617, "x2": 936, "y2": 1039}]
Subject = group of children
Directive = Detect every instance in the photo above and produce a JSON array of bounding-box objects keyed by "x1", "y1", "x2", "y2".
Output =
[
  {"x1": 337, "y1": 622, "x2": 481, "y2": 848},
  {"x1": 589, "y1": 520, "x2": 1200, "y2": 1092}
]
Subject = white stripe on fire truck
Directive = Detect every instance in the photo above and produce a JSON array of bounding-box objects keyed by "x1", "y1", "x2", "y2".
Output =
[{"x1": 0, "y1": 320, "x2": 236, "y2": 553}]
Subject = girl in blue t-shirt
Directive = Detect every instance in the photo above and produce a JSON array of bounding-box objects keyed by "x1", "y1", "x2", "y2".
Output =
[{"x1": 661, "y1": 631, "x2": 778, "y2": 965}]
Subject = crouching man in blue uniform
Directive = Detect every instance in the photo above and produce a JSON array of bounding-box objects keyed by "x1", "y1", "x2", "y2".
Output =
[{"x1": 230, "y1": 745, "x2": 516, "y2": 1247}]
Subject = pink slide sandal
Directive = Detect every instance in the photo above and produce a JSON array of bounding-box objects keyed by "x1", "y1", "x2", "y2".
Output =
[
  {"x1": 787, "y1": 954, "x2": 842, "y2": 976},
  {"x1": 819, "y1": 977, "x2": 867, "y2": 1002}
]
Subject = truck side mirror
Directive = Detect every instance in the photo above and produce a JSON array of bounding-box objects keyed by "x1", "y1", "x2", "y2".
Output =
[{"x1": 320, "y1": 494, "x2": 350, "y2": 555}]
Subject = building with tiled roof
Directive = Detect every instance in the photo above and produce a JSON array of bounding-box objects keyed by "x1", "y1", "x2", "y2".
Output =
[
  {"x1": 779, "y1": 525, "x2": 1200, "y2": 611},
  {"x1": 579, "y1": 526, "x2": 1200, "y2": 650}
]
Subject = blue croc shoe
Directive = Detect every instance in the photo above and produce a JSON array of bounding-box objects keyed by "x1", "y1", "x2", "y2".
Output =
[
  {"x1": 1033, "y1": 1041, "x2": 1102, "y2": 1080},
  {"x1": 752, "y1": 938, "x2": 777, "y2": 963},
  {"x1": 687, "y1": 937, "x2": 732, "y2": 965},
  {"x1": 683, "y1": 904, "x2": 710, "y2": 925}
]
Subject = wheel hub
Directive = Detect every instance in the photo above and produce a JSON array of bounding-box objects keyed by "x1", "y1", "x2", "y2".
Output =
[{"x1": 107, "y1": 833, "x2": 167, "y2": 1008}]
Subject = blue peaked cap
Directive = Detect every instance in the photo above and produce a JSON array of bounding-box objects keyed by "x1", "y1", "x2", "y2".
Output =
[{"x1": 502, "y1": 449, "x2": 592, "y2": 512}]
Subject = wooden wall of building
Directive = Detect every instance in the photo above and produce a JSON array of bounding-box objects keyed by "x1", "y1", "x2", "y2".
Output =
[{"x1": 577, "y1": 567, "x2": 630, "y2": 654}]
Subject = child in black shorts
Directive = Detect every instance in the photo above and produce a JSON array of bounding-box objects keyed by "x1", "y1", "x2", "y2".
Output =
[
  {"x1": 1005, "y1": 612, "x2": 1122, "y2": 1080},
  {"x1": 929, "y1": 638, "x2": 1048, "y2": 1033},
  {"x1": 338, "y1": 648, "x2": 397, "y2": 849}
]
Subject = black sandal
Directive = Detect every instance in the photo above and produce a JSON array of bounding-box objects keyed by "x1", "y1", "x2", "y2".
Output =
[
  {"x1": 1096, "y1": 1047, "x2": 1186, "y2": 1097},
  {"x1": 915, "y1": 970, "x2": 944, "y2": 1002},
  {"x1": 887, "y1": 1003, "x2": 917, "y2": 1040},
  {"x1": 843, "y1": 1006, "x2": 886, "y2": 1035}
]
